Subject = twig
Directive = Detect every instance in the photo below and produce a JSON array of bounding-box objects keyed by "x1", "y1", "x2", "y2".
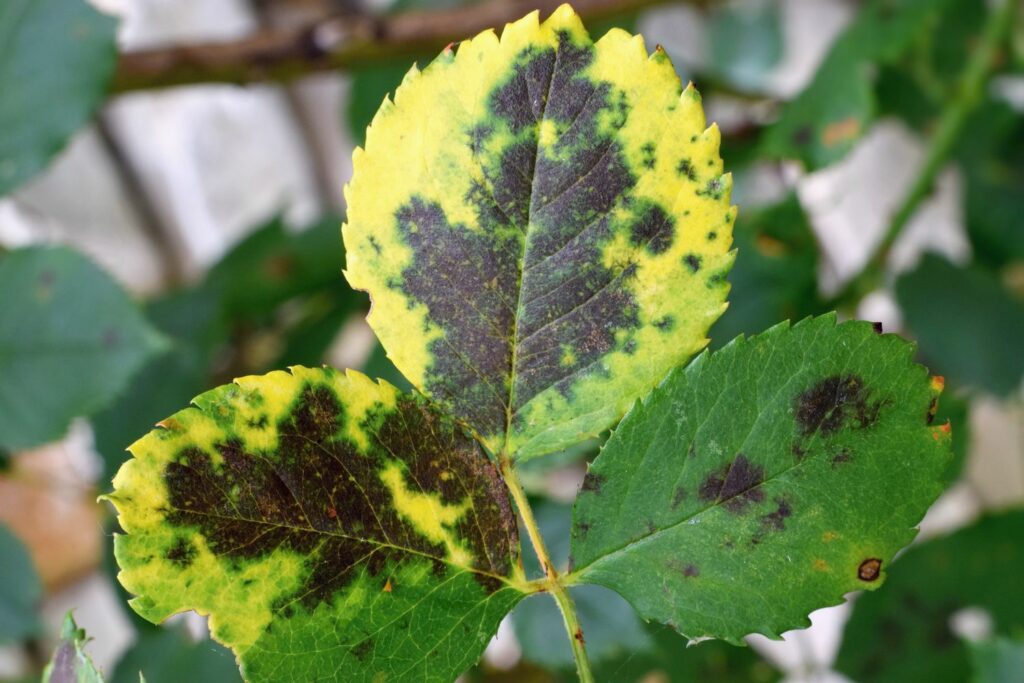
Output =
[
  {"x1": 830, "y1": 0, "x2": 1016, "y2": 308},
  {"x1": 112, "y1": 0, "x2": 717, "y2": 92}
]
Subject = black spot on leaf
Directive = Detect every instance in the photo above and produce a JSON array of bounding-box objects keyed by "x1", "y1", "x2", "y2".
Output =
[
  {"x1": 698, "y1": 454, "x2": 765, "y2": 514},
  {"x1": 795, "y1": 375, "x2": 882, "y2": 437}
]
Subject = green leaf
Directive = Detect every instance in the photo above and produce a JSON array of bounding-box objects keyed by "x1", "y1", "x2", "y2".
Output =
[
  {"x1": 343, "y1": 6, "x2": 735, "y2": 460},
  {"x1": 956, "y1": 103, "x2": 1024, "y2": 267},
  {"x1": 971, "y1": 637, "x2": 1024, "y2": 683},
  {"x1": 706, "y1": 2, "x2": 783, "y2": 92},
  {"x1": 207, "y1": 214, "x2": 350, "y2": 324},
  {"x1": 762, "y1": 0, "x2": 954, "y2": 169},
  {"x1": 0, "y1": 247, "x2": 167, "y2": 451},
  {"x1": 835, "y1": 511, "x2": 1024, "y2": 683},
  {"x1": 0, "y1": 0, "x2": 118, "y2": 196},
  {"x1": 42, "y1": 614, "x2": 105, "y2": 683},
  {"x1": 896, "y1": 254, "x2": 1024, "y2": 397},
  {"x1": 708, "y1": 195, "x2": 822, "y2": 349},
  {"x1": 111, "y1": 625, "x2": 241, "y2": 683},
  {"x1": 93, "y1": 286, "x2": 228, "y2": 484},
  {"x1": 105, "y1": 367, "x2": 524, "y2": 682},
  {"x1": 570, "y1": 314, "x2": 951, "y2": 643},
  {"x1": 0, "y1": 523, "x2": 43, "y2": 644}
]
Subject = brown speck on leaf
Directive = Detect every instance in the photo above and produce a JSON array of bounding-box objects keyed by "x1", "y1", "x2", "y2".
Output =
[
  {"x1": 871, "y1": 321, "x2": 883, "y2": 334},
  {"x1": 383, "y1": 578, "x2": 392, "y2": 593},
  {"x1": 813, "y1": 558, "x2": 829, "y2": 572},
  {"x1": 574, "y1": 627, "x2": 585, "y2": 644},
  {"x1": 858, "y1": 558, "x2": 882, "y2": 581}
]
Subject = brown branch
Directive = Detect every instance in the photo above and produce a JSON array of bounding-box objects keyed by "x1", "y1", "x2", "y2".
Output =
[{"x1": 113, "y1": 0, "x2": 714, "y2": 92}]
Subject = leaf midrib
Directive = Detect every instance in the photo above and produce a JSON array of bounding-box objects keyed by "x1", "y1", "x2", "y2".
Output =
[{"x1": 501, "y1": 42, "x2": 562, "y2": 454}]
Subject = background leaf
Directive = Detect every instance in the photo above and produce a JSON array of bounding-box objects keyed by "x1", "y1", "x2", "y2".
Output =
[
  {"x1": 970, "y1": 637, "x2": 1024, "y2": 683},
  {"x1": 110, "y1": 624, "x2": 240, "y2": 683},
  {"x1": 0, "y1": 523, "x2": 43, "y2": 644},
  {"x1": 106, "y1": 367, "x2": 523, "y2": 682},
  {"x1": 571, "y1": 314, "x2": 950, "y2": 642},
  {"x1": 835, "y1": 511, "x2": 1024, "y2": 683},
  {"x1": 0, "y1": 247, "x2": 167, "y2": 451},
  {"x1": 896, "y1": 254, "x2": 1024, "y2": 397},
  {"x1": 709, "y1": 195, "x2": 822, "y2": 348},
  {"x1": 0, "y1": 0, "x2": 118, "y2": 196},
  {"x1": 761, "y1": 0, "x2": 955, "y2": 169},
  {"x1": 344, "y1": 7, "x2": 735, "y2": 460}
]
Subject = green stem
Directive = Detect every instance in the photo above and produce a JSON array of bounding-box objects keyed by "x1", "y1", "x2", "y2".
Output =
[
  {"x1": 499, "y1": 456, "x2": 595, "y2": 683},
  {"x1": 831, "y1": 0, "x2": 1016, "y2": 309}
]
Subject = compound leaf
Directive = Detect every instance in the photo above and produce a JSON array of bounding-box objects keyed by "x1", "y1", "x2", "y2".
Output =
[
  {"x1": 344, "y1": 5, "x2": 735, "y2": 461},
  {"x1": 106, "y1": 367, "x2": 523, "y2": 682},
  {"x1": 43, "y1": 614, "x2": 104, "y2": 683},
  {"x1": 836, "y1": 511, "x2": 1024, "y2": 683},
  {"x1": 0, "y1": 0, "x2": 117, "y2": 196},
  {"x1": 570, "y1": 314, "x2": 951, "y2": 642},
  {"x1": 0, "y1": 247, "x2": 167, "y2": 451}
]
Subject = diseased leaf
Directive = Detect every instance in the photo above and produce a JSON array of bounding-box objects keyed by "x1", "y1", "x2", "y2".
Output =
[
  {"x1": 761, "y1": 0, "x2": 955, "y2": 169},
  {"x1": 896, "y1": 254, "x2": 1024, "y2": 397},
  {"x1": 105, "y1": 367, "x2": 524, "y2": 682},
  {"x1": 971, "y1": 637, "x2": 1024, "y2": 683},
  {"x1": 835, "y1": 511, "x2": 1024, "y2": 683},
  {"x1": 42, "y1": 614, "x2": 104, "y2": 683},
  {"x1": 570, "y1": 314, "x2": 950, "y2": 642},
  {"x1": 0, "y1": 523, "x2": 43, "y2": 644},
  {"x1": 344, "y1": 5, "x2": 735, "y2": 460},
  {"x1": 0, "y1": 247, "x2": 167, "y2": 451},
  {"x1": 0, "y1": 0, "x2": 118, "y2": 196}
]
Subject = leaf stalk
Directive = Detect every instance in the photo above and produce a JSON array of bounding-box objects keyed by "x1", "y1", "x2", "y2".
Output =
[{"x1": 499, "y1": 455, "x2": 595, "y2": 683}]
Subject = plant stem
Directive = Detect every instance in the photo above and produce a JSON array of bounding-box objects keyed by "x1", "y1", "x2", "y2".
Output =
[
  {"x1": 831, "y1": 0, "x2": 1016, "y2": 309},
  {"x1": 499, "y1": 456, "x2": 595, "y2": 683}
]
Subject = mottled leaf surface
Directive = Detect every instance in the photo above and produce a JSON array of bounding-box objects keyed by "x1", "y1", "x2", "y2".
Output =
[
  {"x1": 0, "y1": 523, "x2": 42, "y2": 643},
  {"x1": 107, "y1": 367, "x2": 522, "y2": 682},
  {"x1": 0, "y1": 247, "x2": 167, "y2": 451},
  {"x1": 0, "y1": 0, "x2": 117, "y2": 196},
  {"x1": 43, "y1": 614, "x2": 104, "y2": 683},
  {"x1": 836, "y1": 511, "x2": 1024, "y2": 683},
  {"x1": 570, "y1": 315, "x2": 951, "y2": 642},
  {"x1": 344, "y1": 5, "x2": 735, "y2": 460}
]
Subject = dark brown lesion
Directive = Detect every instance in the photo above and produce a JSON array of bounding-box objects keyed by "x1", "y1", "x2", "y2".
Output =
[
  {"x1": 697, "y1": 453, "x2": 766, "y2": 514},
  {"x1": 794, "y1": 374, "x2": 883, "y2": 437},
  {"x1": 161, "y1": 381, "x2": 518, "y2": 614}
]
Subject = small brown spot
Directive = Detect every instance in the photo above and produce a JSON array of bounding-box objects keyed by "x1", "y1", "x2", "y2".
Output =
[
  {"x1": 822, "y1": 530, "x2": 839, "y2": 543},
  {"x1": 813, "y1": 558, "x2": 829, "y2": 572},
  {"x1": 831, "y1": 449, "x2": 852, "y2": 467},
  {"x1": 822, "y1": 117, "x2": 861, "y2": 147},
  {"x1": 871, "y1": 321, "x2": 883, "y2": 334},
  {"x1": 858, "y1": 558, "x2": 882, "y2": 581},
  {"x1": 926, "y1": 397, "x2": 938, "y2": 425},
  {"x1": 574, "y1": 627, "x2": 585, "y2": 644},
  {"x1": 581, "y1": 472, "x2": 605, "y2": 495},
  {"x1": 383, "y1": 578, "x2": 392, "y2": 593}
]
